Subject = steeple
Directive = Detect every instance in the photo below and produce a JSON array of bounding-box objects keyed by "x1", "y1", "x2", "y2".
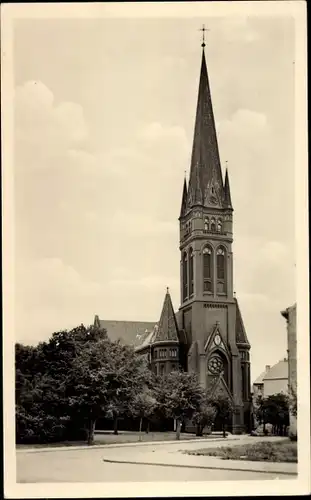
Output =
[
  {"x1": 179, "y1": 176, "x2": 188, "y2": 218},
  {"x1": 224, "y1": 168, "x2": 233, "y2": 209},
  {"x1": 152, "y1": 288, "x2": 179, "y2": 343},
  {"x1": 187, "y1": 45, "x2": 224, "y2": 210}
]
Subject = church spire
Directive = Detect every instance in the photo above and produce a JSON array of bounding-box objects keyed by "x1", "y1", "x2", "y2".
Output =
[
  {"x1": 187, "y1": 41, "x2": 224, "y2": 209},
  {"x1": 224, "y1": 167, "x2": 233, "y2": 209},
  {"x1": 152, "y1": 287, "x2": 179, "y2": 343},
  {"x1": 179, "y1": 175, "x2": 188, "y2": 218}
]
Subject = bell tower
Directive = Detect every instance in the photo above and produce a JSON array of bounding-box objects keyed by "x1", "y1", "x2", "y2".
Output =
[{"x1": 177, "y1": 31, "x2": 251, "y2": 433}]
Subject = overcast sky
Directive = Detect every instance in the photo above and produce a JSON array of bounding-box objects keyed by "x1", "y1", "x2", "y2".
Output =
[{"x1": 13, "y1": 11, "x2": 296, "y2": 381}]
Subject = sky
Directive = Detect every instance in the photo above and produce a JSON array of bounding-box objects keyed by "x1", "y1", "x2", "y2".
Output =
[{"x1": 13, "y1": 13, "x2": 296, "y2": 382}]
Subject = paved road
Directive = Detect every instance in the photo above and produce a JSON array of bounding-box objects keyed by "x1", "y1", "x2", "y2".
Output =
[{"x1": 16, "y1": 437, "x2": 295, "y2": 483}]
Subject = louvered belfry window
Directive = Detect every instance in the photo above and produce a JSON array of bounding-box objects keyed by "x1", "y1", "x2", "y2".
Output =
[
  {"x1": 203, "y1": 246, "x2": 212, "y2": 292},
  {"x1": 216, "y1": 246, "x2": 226, "y2": 294},
  {"x1": 189, "y1": 248, "x2": 194, "y2": 296},
  {"x1": 182, "y1": 252, "x2": 188, "y2": 301}
]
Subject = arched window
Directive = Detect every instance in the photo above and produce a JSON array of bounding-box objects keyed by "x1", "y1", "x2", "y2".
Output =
[
  {"x1": 203, "y1": 246, "x2": 213, "y2": 293},
  {"x1": 182, "y1": 252, "x2": 188, "y2": 301},
  {"x1": 207, "y1": 352, "x2": 229, "y2": 385},
  {"x1": 217, "y1": 219, "x2": 222, "y2": 232},
  {"x1": 241, "y1": 364, "x2": 247, "y2": 401},
  {"x1": 216, "y1": 246, "x2": 226, "y2": 294},
  {"x1": 204, "y1": 217, "x2": 209, "y2": 231},
  {"x1": 211, "y1": 218, "x2": 216, "y2": 232},
  {"x1": 189, "y1": 248, "x2": 194, "y2": 296}
]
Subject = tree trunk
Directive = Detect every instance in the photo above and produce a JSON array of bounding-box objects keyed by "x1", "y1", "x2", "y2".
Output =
[
  {"x1": 87, "y1": 418, "x2": 96, "y2": 446},
  {"x1": 222, "y1": 423, "x2": 226, "y2": 438},
  {"x1": 113, "y1": 415, "x2": 118, "y2": 435},
  {"x1": 196, "y1": 424, "x2": 203, "y2": 437},
  {"x1": 139, "y1": 417, "x2": 143, "y2": 441},
  {"x1": 145, "y1": 420, "x2": 150, "y2": 434},
  {"x1": 176, "y1": 419, "x2": 182, "y2": 440}
]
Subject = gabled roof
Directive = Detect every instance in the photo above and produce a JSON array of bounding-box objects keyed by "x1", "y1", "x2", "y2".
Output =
[
  {"x1": 187, "y1": 47, "x2": 225, "y2": 210},
  {"x1": 235, "y1": 299, "x2": 250, "y2": 347},
  {"x1": 263, "y1": 359, "x2": 288, "y2": 381},
  {"x1": 152, "y1": 288, "x2": 179, "y2": 343},
  {"x1": 94, "y1": 317, "x2": 155, "y2": 347},
  {"x1": 253, "y1": 369, "x2": 268, "y2": 386}
]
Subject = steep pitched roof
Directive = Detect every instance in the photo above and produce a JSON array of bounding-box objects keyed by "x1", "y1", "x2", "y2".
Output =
[
  {"x1": 253, "y1": 369, "x2": 269, "y2": 386},
  {"x1": 235, "y1": 299, "x2": 250, "y2": 347},
  {"x1": 95, "y1": 318, "x2": 155, "y2": 347},
  {"x1": 187, "y1": 47, "x2": 224, "y2": 210},
  {"x1": 152, "y1": 288, "x2": 179, "y2": 343},
  {"x1": 263, "y1": 359, "x2": 288, "y2": 381}
]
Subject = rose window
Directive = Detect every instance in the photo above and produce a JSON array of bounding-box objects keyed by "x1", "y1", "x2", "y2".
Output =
[{"x1": 208, "y1": 356, "x2": 223, "y2": 375}]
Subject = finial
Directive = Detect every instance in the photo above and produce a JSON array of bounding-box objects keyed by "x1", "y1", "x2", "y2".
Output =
[
  {"x1": 166, "y1": 286, "x2": 169, "y2": 294},
  {"x1": 199, "y1": 24, "x2": 209, "y2": 48},
  {"x1": 225, "y1": 160, "x2": 228, "y2": 170},
  {"x1": 184, "y1": 169, "x2": 187, "y2": 180},
  {"x1": 234, "y1": 291, "x2": 236, "y2": 298}
]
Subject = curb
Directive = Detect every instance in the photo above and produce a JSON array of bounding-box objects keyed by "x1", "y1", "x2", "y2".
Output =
[
  {"x1": 16, "y1": 437, "x2": 239, "y2": 454},
  {"x1": 102, "y1": 457, "x2": 298, "y2": 476}
]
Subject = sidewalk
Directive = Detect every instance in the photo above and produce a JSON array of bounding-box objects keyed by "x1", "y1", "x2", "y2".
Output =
[{"x1": 16, "y1": 435, "x2": 242, "y2": 454}]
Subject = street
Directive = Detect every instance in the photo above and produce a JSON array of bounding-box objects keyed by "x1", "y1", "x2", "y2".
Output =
[{"x1": 16, "y1": 436, "x2": 296, "y2": 483}]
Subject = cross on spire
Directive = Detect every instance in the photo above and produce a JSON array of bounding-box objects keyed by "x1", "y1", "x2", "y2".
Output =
[{"x1": 199, "y1": 24, "x2": 209, "y2": 48}]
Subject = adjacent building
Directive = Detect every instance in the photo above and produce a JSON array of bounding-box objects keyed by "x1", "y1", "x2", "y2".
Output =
[
  {"x1": 253, "y1": 360, "x2": 288, "y2": 399},
  {"x1": 281, "y1": 303, "x2": 297, "y2": 436},
  {"x1": 95, "y1": 40, "x2": 252, "y2": 433}
]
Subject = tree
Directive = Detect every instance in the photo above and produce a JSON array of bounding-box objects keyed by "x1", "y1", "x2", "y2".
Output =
[
  {"x1": 264, "y1": 393, "x2": 290, "y2": 436},
  {"x1": 208, "y1": 393, "x2": 234, "y2": 438},
  {"x1": 254, "y1": 394, "x2": 267, "y2": 432},
  {"x1": 128, "y1": 388, "x2": 158, "y2": 440},
  {"x1": 156, "y1": 371, "x2": 204, "y2": 440},
  {"x1": 253, "y1": 393, "x2": 290, "y2": 436},
  {"x1": 15, "y1": 324, "x2": 108, "y2": 444},
  {"x1": 192, "y1": 396, "x2": 217, "y2": 436},
  {"x1": 67, "y1": 339, "x2": 151, "y2": 444}
]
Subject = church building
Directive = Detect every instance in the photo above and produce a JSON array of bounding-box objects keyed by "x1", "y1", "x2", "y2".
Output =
[{"x1": 94, "y1": 38, "x2": 252, "y2": 433}]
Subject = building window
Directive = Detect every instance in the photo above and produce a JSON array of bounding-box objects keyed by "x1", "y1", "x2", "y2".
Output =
[
  {"x1": 204, "y1": 217, "x2": 209, "y2": 231},
  {"x1": 203, "y1": 246, "x2": 213, "y2": 293},
  {"x1": 189, "y1": 248, "x2": 194, "y2": 296},
  {"x1": 154, "y1": 350, "x2": 158, "y2": 359},
  {"x1": 211, "y1": 218, "x2": 216, "y2": 232},
  {"x1": 182, "y1": 252, "x2": 188, "y2": 301},
  {"x1": 160, "y1": 364, "x2": 165, "y2": 375},
  {"x1": 216, "y1": 246, "x2": 226, "y2": 294},
  {"x1": 217, "y1": 219, "x2": 222, "y2": 232},
  {"x1": 169, "y1": 348, "x2": 177, "y2": 358},
  {"x1": 208, "y1": 355, "x2": 224, "y2": 375}
]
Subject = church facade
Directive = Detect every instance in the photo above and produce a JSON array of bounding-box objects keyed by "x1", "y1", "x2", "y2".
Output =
[{"x1": 95, "y1": 43, "x2": 252, "y2": 434}]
